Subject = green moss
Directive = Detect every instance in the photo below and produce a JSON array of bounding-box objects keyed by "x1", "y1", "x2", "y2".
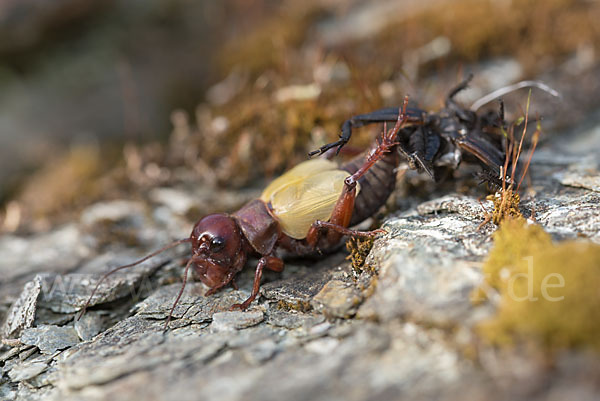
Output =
[{"x1": 477, "y1": 218, "x2": 600, "y2": 351}]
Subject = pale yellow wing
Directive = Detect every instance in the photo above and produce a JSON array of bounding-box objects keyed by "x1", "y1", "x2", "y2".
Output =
[
  {"x1": 269, "y1": 169, "x2": 354, "y2": 239},
  {"x1": 260, "y1": 158, "x2": 339, "y2": 203}
]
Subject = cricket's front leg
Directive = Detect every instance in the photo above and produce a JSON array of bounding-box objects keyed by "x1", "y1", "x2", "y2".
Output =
[{"x1": 229, "y1": 255, "x2": 284, "y2": 310}]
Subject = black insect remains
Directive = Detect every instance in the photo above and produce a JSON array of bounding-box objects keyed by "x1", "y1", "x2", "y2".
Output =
[{"x1": 310, "y1": 74, "x2": 516, "y2": 183}]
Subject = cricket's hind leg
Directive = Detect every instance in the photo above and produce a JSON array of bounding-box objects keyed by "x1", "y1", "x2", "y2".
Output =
[{"x1": 306, "y1": 101, "x2": 410, "y2": 248}]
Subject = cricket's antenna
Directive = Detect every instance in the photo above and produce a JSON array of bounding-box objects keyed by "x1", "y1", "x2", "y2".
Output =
[
  {"x1": 78, "y1": 238, "x2": 191, "y2": 320},
  {"x1": 164, "y1": 257, "x2": 194, "y2": 331},
  {"x1": 471, "y1": 80, "x2": 560, "y2": 112}
]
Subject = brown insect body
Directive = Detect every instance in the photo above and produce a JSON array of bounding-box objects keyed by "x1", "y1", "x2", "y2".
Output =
[
  {"x1": 188, "y1": 134, "x2": 401, "y2": 311},
  {"x1": 343, "y1": 144, "x2": 399, "y2": 226}
]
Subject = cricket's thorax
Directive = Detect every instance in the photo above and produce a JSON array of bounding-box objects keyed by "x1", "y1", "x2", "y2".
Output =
[
  {"x1": 232, "y1": 199, "x2": 280, "y2": 255},
  {"x1": 259, "y1": 158, "x2": 360, "y2": 240}
]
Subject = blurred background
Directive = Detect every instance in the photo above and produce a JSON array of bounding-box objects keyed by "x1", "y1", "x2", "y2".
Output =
[{"x1": 1, "y1": 0, "x2": 599, "y2": 233}]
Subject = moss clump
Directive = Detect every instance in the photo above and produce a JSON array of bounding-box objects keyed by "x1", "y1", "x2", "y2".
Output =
[
  {"x1": 479, "y1": 188, "x2": 523, "y2": 229},
  {"x1": 346, "y1": 236, "x2": 376, "y2": 278},
  {"x1": 487, "y1": 189, "x2": 522, "y2": 225},
  {"x1": 477, "y1": 218, "x2": 600, "y2": 351},
  {"x1": 277, "y1": 299, "x2": 312, "y2": 313}
]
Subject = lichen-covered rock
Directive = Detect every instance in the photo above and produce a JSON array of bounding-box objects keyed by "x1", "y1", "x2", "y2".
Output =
[{"x1": 357, "y1": 206, "x2": 493, "y2": 326}]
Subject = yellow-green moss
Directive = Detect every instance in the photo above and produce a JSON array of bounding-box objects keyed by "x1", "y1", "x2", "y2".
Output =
[
  {"x1": 346, "y1": 236, "x2": 376, "y2": 277},
  {"x1": 277, "y1": 299, "x2": 312, "y2": 312},
  {"x1": 477, "y1": 218, "x2": 600, "y2": 351},
  {"x1": 487, "y1": 189, "x2": 523, "y2": 225}
]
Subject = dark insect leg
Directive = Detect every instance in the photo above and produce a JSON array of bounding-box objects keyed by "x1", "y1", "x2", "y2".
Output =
[
  {"x1": 498, "y1": 98, "x2": 506, "y2": 131},
  {"x1": 446, "y1": 74, "x2": 474, "y2": 103},
  {"x1": 455, "y1": 134, "x2": 505, "y2": 176},
  {"x1": 308, "y1": 106, "x2": 425, "y2": 157},
  {"x1": 445, "y1": 74, "x2": 477, "y2": 123},
  {"x1": 396, "y1": 124, "x2": 440, "y2": 179},
  {"x1": 424, "y1": 127, "x2": 442, "y2": 163},
  {"x1": 407, "y1": 126, "x2": 425, "y2": 162},
  {"x1": 409, "y1": 127, "x2": 435, "y2": 178},
  {"x1": 320, "y1": 144, "x2": 365, "y2": 160},
  {"x1": 229, "y1": 255, "x2": 284, "y2": 310},
  {"x1": 474, "y1": 169, "x2": 507, "y2": 191}
]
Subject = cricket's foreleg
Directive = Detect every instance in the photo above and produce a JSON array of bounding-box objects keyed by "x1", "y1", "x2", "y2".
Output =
[{"x1": 229, "y1": 255, "x2": 284, "y2": 311}]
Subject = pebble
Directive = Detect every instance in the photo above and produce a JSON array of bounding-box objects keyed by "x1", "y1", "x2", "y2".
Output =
[
  {"x1": 20, "y1": 326, "x2": 80, "y2": 354},
  {"x1": 74, "y1": 312, "x2": 104, "y2": 341},
  {"x1": 311, "y1": 279, "x2": 362, "y2": 318},
  {"x1": 211, "y1": 310, "x2": 265, "y2": 331}
]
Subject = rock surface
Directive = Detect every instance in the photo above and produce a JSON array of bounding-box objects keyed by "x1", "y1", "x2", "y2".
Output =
[{"x1": 1, "y1": 101, "x2": 600, "y2": 401}]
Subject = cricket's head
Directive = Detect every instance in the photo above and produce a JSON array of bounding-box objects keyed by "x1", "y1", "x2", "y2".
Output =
[{"x1": 190, "y1": 214, "x2": 247, "y2": 289}]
